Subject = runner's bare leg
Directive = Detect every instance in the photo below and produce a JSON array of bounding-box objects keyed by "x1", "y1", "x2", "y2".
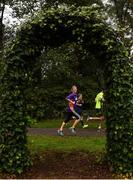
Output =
[{"x1": 59, "y1": 122, "x2": 66, "y2": 131}]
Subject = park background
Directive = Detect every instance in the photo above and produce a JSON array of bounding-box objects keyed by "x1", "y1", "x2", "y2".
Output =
[{"x1": 0, "y1": 0, "x2": 133, "y2": 179}]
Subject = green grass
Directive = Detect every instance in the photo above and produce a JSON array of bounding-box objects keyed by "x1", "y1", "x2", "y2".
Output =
[
  {"x1": 31, "y1": 119, "x2": 105, "y2": 129},
  {"x1": 28, "y1": 135, "x2": 106, "y2": 153},
  {"x1": 31, "y1": 119, "x2": 60, "y2": 128}
]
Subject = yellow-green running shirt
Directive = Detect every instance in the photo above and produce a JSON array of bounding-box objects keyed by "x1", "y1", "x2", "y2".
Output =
[{"x1": 95, "y1": 91, "x2": 104, "y2": 109}]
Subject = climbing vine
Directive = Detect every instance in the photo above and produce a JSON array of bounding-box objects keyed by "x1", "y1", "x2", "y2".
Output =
[{"x1": 0, "y1": 6, "x2": 132, "y2": 175}]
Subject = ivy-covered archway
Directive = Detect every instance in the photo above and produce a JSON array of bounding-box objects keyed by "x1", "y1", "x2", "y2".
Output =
[{"x1": 0, "y1": 6, "x2": 133, "y2": 175}]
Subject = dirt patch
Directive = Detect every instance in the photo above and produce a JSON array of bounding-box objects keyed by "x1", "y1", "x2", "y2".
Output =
[{"x1": 1, "y1": 151, "x2": 113, "y2": 179}]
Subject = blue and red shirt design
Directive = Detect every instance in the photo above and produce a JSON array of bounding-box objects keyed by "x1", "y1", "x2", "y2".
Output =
[{"x1": 66, "y1": 93, "x2": 77, "y2": 112}]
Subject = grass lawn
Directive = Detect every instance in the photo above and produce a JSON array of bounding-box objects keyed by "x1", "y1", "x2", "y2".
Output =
[
  {"x1": 28, "y1": 135, "x2": 106, "y2": 153},
  {"x1": 31, "y1": 119, "x2": 106, "y2": 129}
]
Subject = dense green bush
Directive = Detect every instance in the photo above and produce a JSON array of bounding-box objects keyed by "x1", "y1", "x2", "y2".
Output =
[
  {"x1": 106, "y1": 56, "x2": 133, "y2": 175},
  {"x1": 0, "y1": 6, "x2": 132, "y2": 175}
]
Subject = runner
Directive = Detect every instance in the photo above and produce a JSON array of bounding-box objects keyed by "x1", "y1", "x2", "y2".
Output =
[
  {"x1": 87, "y1": 90, "x2": 105, "y2": 131},
  {"x1": 57, "y1": 85, "x2": 81, "y2": 136},
  {"x1": 75, "y1": 93, "x2": 88, "y2": 128}
]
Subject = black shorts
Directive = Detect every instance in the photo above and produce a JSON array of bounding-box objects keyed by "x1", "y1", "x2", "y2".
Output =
[
  {"x1": 95, "y1": 109, "x2": 103, "y2": 116},
  {"x1": 64, "y1": 111, "x2": 81, "y2": 123}
]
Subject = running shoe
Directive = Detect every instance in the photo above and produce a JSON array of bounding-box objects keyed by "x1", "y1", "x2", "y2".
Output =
[
  {"x1": 69, "y1": 127, "x2": 76, "y2": 134},
  {"x1": 57, "y1": 130, "x2": 64, "y2": 136},
  {"x1": 83, "y1": 124, "x2": 88, "y2": 128},
  {"x1": 97, "y1": 126, "x2": 101, "y2": 132}
]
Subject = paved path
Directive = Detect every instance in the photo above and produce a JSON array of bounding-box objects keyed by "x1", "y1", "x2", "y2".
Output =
[{"x1": 28, "y1": 128, "x2": 106, "y2": 137}]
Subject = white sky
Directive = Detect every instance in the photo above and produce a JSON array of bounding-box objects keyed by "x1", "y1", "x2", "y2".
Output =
[{"x1": 4, "y1": 5, "x2": 20, "y2": 25}]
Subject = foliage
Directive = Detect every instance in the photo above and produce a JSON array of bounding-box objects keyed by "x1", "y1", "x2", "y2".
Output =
[
  {"x1": 108, "y1": 0, "x2": 133, "y2": 27},
  {"x1": 26, "y1": 116, "x2": 37, "y2": 127},
  {"x1": 44, "y1": 0, "x2": 104, "y2": 7},
  {"x1": 8, "y1": 0, "x2": 103, "y2": 19},
  {"x1": 1, "y1": 0, "x2": 133, "y2": 58},
  {"x1": 106, "y1": 56, "x2": 133, "y2": 176},
  {"x1": 25, "y1": 43, "x2": 99, "y2": 119},
  {"x1": 0, "y1": 6, "x2": 133, "y2": 176},
  {"x1": 0, "y1": 0, "x2": 103, "y2": 51},
  {"x1": 105, "y1": 0, "x2": 133, "y2": 54}
]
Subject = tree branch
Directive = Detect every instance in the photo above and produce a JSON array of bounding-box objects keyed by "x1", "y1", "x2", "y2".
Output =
[{"x1": 0, "y1": 0, "x2": 5, "y2": 24}]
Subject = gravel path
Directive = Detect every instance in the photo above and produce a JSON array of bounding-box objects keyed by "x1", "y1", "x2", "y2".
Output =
[{"x1": 28, "y1": 128, "x2": 106, "y2": 137}]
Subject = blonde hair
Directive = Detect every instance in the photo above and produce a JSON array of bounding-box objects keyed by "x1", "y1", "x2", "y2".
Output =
[{"x1": 71, "y1": 85, "x2": 77, "y2": 93}]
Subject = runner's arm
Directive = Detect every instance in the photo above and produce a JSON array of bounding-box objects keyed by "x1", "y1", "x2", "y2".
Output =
[
  {"x1": 66, "y1": 98, "x2": 75, "y2": 104},
  {"x1": 66, "y1": 93, "x2": 75, "y2": 104}
]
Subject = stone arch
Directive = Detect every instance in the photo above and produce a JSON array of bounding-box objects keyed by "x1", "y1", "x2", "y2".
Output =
[{"x1": 0, "y1": 6, "x2": 133, "y2": 175}]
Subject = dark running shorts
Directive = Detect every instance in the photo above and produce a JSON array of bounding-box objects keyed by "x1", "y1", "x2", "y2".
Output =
[
  {"x1": 64, "y1": 111, "x2": 81, "y2": 123},
  {"x1": 95, "y1": 109, "x2": 103, "y2": 116}
]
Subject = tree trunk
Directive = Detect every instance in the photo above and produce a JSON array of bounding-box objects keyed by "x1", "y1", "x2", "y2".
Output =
[
  {"x1": 0, "y1": 1, "x2": 5, "y2": 56},
  {"x1": 0, "y1": 20, "x2": 3, "y2": 55}
]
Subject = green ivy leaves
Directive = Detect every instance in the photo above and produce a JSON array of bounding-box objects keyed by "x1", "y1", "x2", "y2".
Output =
[{"x1": 0, "y1": 6, "x2": 133, "y2": 177}]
